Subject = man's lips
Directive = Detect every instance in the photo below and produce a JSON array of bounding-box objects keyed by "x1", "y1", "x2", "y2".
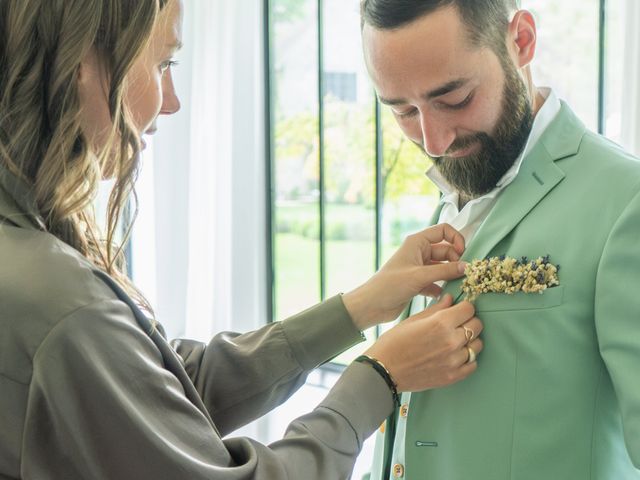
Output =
[{"x1": 447, "y1": 142, "x2": 480, "y2": 158}]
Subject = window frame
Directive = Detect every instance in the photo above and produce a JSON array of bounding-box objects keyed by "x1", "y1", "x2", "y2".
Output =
[{"x1": 263, "y1": 0, "x2": 608, "y2": 371}]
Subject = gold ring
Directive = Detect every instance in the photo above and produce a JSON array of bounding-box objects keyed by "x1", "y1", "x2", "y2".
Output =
[
  {"x1": 466, "y1": 346, "x2": 476, "y2": 364},
  {"x1": 463, "y1": 325, "x2": 474, "y2": 343}
]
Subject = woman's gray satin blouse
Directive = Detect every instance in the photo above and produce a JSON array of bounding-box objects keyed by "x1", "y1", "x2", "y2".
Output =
[{"x1": 0, "y1": 168, "x2": 393, "y2": 479}]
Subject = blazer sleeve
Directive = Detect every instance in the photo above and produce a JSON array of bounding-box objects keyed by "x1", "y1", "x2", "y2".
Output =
[
  {"x1": 171, "y1": 295, "x2": 366, "y2": 435},
  {"x1": 595, "y1": 187, "x2": 640, "y2": 468},
  {"x1": 22, "y1": 298, "x2": 393, "y2": 480}
]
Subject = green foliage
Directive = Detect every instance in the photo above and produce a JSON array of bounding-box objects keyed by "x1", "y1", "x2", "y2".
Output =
[{"x1": 273, "y1": 96, "x2": 439, "y2": 207}]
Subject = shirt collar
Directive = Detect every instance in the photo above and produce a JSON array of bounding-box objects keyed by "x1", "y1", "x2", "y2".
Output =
[
  {"x1": 426, "y1": 87, "x2": 561, "y2": 203},
  {"x1": 0, "y1": 163, "x2": 46, "y2": 230}
]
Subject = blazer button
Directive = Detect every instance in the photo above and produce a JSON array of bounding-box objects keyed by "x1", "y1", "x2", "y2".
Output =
[
  {"x1": 400, "y1": 403, "x2": 409, "y2": 418},
  {"x1": 392, "y1": 463, "x2": 405, "y2": 478}
]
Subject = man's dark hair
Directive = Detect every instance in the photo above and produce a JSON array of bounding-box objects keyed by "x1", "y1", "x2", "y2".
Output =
[{"x1": 361, "y1": 0, "x2": 520, "y2": 57}]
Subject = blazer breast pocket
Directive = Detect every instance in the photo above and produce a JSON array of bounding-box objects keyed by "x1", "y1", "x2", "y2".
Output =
[{"x1": 473, "y1": 285, "x2": 565, "y2": 313}]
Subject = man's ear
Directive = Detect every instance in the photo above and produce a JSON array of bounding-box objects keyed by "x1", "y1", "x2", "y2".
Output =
[{"x1": 507, "y1": 10, "x2": 537, "y2": 68}]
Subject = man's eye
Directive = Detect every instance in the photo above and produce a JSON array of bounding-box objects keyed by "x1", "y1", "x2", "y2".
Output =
[
  {"x1": 444, "y1": 93, "x2": 474, "y2": 110},
  {"x1": 395, "y1": 108, "x2": 418, "y2": 119}
]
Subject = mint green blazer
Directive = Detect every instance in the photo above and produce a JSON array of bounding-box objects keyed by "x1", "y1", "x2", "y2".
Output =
[{"x1": 370, "y1": 102, "x2": 640, "y2": 479}]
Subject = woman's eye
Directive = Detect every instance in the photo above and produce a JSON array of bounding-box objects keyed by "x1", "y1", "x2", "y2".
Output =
[{"x1": 160, "y1": 60, "x2": 179, "y2": 73}]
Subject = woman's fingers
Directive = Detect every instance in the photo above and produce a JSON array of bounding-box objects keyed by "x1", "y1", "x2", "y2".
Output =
[
  {"x1": 419, "y1": 283, "x2": 443, "y2": 298},
  {"x1": 457, "y1": 338, "x2": 484, "y2": 367},
  {"x1": 456, "y1": 317, "x2": 484, "y2": 346},
  {"x1": 430, "y1": 243, "x2": 462, "y2": 262},
  {"x1": 406, "y1": 224, "x2": 465, "y2": 264},
  {"x1": 417, "y1": 262, "x2": 467, "y2": 288},
  {"x1": 365, "y1": 300, "x2": 484, "y2": 392}
]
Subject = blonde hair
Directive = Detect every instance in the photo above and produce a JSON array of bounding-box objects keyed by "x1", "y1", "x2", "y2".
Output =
[{"x1": 0, "y1": 0, "x2": 169, "y2": 314}]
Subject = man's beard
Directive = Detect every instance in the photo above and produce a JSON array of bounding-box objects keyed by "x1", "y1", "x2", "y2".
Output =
[{"x1": 426, "y1": 60, "x2": 534, "y2": 201}]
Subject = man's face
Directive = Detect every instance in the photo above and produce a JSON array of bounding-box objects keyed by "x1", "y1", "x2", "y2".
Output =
[{"x1": 363, "y1": 6, "x2": 533, "y2": 200}]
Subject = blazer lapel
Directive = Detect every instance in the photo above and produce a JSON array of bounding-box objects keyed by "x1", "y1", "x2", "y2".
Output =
[{"x1": 441, "y1": 101, "x2": 585, "y2": 302}]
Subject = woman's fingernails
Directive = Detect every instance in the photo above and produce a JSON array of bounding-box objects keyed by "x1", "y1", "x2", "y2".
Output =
[
  {"x1": 440, "y1": 293, "x2": 452, "y2": 304},
  {"x1": 458, "y1": 262, "x2": 468, "y2": 274}
]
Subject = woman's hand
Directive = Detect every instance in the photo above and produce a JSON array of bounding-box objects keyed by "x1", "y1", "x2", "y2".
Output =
[
  {"x1": 364, "y1": 294, "x2": 483, "y2": 392},
  {"x1": 342, "y1": 223, "x2": 466, "y2": 331}
]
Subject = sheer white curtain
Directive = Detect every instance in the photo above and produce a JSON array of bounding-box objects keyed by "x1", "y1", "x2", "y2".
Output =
[
  {"x1": 132, "y1": 0, "x2": 267, "y2": 340},
  {"x1": 183, "y1": 0, "x2": 267, "y2": 340}
]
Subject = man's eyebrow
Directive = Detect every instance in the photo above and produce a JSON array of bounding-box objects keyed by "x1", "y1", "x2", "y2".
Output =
[
  {"x1": 377, "y1": 78, "x2": 471, "y2": 106},
  {"x1": 378, "y1": 95, "x2": 407, "y2": 106},
  {"x1": 424, "y1": 78, "x2": 469, "y2": 100}
]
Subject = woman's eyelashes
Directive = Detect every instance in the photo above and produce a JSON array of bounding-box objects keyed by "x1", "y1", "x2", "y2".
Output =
[{"x1": 159, "y1": 59, "x2": 179, "y2": 73}]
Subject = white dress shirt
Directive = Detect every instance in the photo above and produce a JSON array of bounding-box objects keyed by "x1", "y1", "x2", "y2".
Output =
[{"x1": 426, "y1": 87, "x2": 561, "y2": 243}]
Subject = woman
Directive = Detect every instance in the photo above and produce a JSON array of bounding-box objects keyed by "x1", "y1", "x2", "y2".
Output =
[{"x1": 0, "y1": 0, "x2": 483, "y2": 478}]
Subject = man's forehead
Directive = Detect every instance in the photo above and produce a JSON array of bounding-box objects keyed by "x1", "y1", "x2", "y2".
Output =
[
  {"x1": 362, "y1": 8, "x2": 497, "y2": 101},
  {"x1": 363, "y1": 10, "x2": 472, "y2": 68}
]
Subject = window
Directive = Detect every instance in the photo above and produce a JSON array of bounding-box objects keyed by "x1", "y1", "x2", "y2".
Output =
[
  {"x1": 324, "y1": 72, "x2": 358, "y2": 102},
  {"x1": 266, "y1": 0, "x2": 614, "y2": 368},
  {"x1": 267, "y1": 0, "x2": 438, "y2": 365}
]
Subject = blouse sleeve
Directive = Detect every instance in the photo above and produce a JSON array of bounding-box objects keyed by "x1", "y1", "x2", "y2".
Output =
[
  {"x1": 22, "y1": 298, "x2": 393, "y2": 480},
  {"x1": 171, "y1": 295, "x2": 366, "y2": 435}
]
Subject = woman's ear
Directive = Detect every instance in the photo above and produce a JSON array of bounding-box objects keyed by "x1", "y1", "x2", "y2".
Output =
[
  {"x1": 508, "y1": 10, "x2": 537, "y2": 69},
  {"x1": 78, "y1": 47, "x2": 100, "y2": 86}
]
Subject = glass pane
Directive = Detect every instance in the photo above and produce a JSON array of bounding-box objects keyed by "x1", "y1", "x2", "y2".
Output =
[
  {"x1": 323, "y1": 0, "x2": 376, "y2": 299},
  {"x1": 524, "y1": 0, "x2": 600, "y2": 131},
  {"x1": 604, "y1": 0, "x2": 624, "y2": 144},
  {"x1": 323, "y1": 0, "x2": 377, "y2": 364},
  {"x1": 381, "y1": 106, "x2": 440, "y2": 264},
  {"x1": 271, "y1": 0, "x2": 321, "y2": 321}
]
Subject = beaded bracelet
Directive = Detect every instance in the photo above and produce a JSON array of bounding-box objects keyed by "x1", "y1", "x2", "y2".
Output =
[{"x1": 354, "y1": 354, "x2": 401, "y2": 407}]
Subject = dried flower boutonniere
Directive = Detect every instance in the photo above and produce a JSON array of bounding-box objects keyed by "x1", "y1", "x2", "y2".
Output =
[{"x1": 462, "y1": 255, "x2": 560, "y2": 302}]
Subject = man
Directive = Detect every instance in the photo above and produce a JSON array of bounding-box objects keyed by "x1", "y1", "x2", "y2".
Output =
[{"x1": 361, "y1": 1, "x2": 640, "y2": 479}]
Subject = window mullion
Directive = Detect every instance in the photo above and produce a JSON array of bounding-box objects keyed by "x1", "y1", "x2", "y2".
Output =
[
  {"x1": 597, "y1": 0, "x2": 607, "y2": 134},
  {"x1": 317, "y1": 0, "x2": 326, "y2": 301}
]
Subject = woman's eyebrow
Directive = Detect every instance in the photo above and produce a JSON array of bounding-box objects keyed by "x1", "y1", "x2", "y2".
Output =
[{"x1": 166, "y1": 40, "x2": 183, "y2": 52}]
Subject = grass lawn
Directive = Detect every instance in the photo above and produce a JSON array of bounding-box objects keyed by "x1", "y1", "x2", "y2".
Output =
[{"x1": 274, "y1": 233, "x2": 383, "y2": 365}]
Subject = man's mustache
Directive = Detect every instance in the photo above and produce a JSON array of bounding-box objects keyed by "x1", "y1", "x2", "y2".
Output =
[{"x1": 411, "y1": 133, "x2": 489, "y2": 161}]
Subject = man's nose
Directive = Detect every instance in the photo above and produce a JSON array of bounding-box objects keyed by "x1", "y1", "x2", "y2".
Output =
[{"x1": 419, "y1": 110, "x2": 455, "y2": 158}]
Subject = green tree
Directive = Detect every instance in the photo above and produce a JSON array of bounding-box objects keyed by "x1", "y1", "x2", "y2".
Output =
[{"x1": 274, "y1": 98, "x2": 438, "y2": 206}]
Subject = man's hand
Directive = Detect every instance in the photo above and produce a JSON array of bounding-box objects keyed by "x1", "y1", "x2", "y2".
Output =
[{"x1": 342, "y1": 223, "x2": 466, "y2": 331}]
